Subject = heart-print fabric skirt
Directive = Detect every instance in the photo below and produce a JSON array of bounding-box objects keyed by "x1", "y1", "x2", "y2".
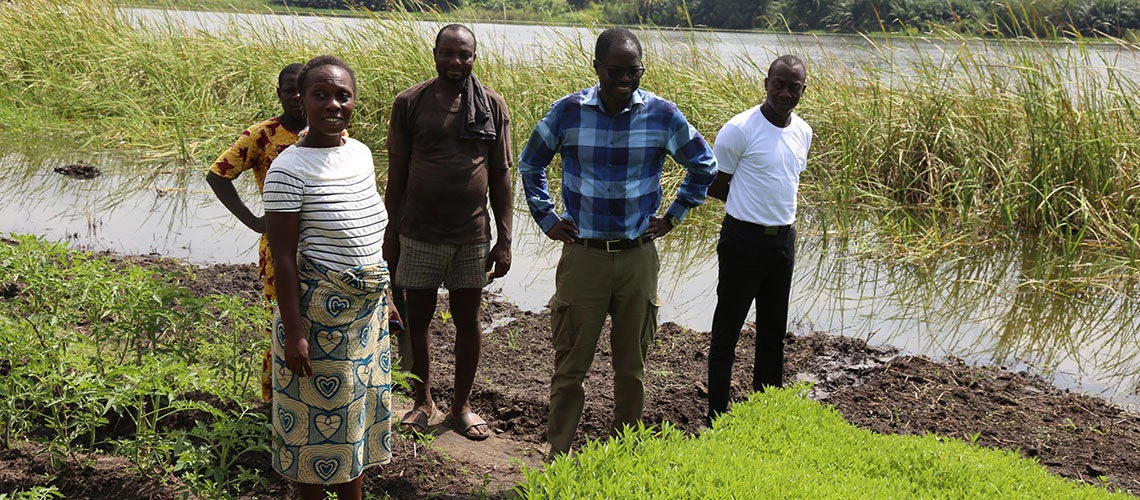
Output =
[{"x1": 270, "y1": 255, "x2": 393, "y2": 484}]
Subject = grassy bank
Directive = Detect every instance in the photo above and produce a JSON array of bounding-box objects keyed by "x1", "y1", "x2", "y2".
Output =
[
  {"x1": 128, "y1": 0, "x2": 277, "y2": 11},
  {"x1": 123, "y1": 0, "x2": 591, "y2": 24},
  {"x1": 1, "y1": 1, "x2": 1139, "y2": 259}
]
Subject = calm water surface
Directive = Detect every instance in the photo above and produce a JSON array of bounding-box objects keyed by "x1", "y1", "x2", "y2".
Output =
[{"x1": 2, "y1": 147, "x2": 1136, "y2": 409}]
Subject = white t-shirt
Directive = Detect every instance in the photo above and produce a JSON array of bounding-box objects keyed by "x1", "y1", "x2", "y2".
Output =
[
  {"x1": 714, "y1": 106, "x2": 812, "y2": 226},
  {"x1": 263, "y1": 138, "x2": 388, "y2": 270}
]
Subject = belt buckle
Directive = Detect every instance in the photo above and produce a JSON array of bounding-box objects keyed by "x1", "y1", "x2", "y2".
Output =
[
  {"x1": 604, "y1": 239, "x2": 622, "y2": 253},
  {"x1": 764, "y1": 226, "x2": 779, "y2": 236}
]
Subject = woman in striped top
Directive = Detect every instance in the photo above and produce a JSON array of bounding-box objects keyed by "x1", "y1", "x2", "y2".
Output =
[{"x1": 263, "y1": 55, "x2": 392, "y2": 500}]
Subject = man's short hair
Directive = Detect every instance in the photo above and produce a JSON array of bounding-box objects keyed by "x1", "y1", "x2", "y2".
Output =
[
  {"x1": 769, "y1": 55, "x2": 805, "y2": 76},
  {"x1": 278, "y1": 63, "x2": 304, "y2": 87},
  {"x1": 435, "y1": 24, "x2": 476, "y2": 51},
  {"x1": 595, "y1": 27, "x2": 642, "y2": 61}
]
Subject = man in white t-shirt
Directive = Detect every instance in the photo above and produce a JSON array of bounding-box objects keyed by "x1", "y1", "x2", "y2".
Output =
[{"x1": 706, "y1": 55, "x2": 812, "y2": 424}]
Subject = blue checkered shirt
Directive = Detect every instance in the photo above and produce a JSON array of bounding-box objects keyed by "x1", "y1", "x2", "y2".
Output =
[{"x1": 518, "y1": 86, "x2": 717, "y2": 240}]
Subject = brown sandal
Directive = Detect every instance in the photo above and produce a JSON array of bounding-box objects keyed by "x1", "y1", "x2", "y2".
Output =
[
  {"x1": 400, "y1": 405, "x2": 434, "y2": 434},
  {"x1": 445, "y1": 412, "x2": 491, "y2": 441}
]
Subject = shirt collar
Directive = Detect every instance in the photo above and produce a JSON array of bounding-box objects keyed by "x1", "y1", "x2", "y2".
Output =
[{"x1": 583, "y1": 85, "x2": 645, "y2": 114}]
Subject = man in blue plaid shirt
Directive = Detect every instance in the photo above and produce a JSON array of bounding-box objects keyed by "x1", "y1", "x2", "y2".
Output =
[{"x1": 518, "y1": 27, "x2": 717, "y2": 459}]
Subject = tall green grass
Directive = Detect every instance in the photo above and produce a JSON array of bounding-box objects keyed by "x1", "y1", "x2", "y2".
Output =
[
  {"x1": 521, "y1": 386, "x2": 1130, "y2": 498},
  {"x1": 801, "y1": 31, "x2": 1140, "y2": 256},
  {"x1": 1, "y1": 0, "x2": 1139, "y2": 257}
]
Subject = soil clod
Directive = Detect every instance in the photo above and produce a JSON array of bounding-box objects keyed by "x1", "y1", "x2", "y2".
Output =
[
  {"x1": 52, "y1": 163, "x2": 102, "y2": 179},
  {"x1": 0, "y1": 281, "x2": 22, "y2": 299}
]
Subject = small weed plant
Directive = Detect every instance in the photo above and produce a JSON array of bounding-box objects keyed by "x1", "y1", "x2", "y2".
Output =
[{"x1": 0, "y1": 487, "x2": 65, "y2": 500}]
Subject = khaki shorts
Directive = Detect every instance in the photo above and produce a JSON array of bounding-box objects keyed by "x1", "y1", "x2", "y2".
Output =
[{"x1": 394, "y1": 235, "x2": 489, "y2": 290}]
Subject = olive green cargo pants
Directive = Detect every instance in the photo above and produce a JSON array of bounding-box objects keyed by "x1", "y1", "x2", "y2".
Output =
[{"x1": 545, "y1": 241, "x2": 660, "y2": 457}]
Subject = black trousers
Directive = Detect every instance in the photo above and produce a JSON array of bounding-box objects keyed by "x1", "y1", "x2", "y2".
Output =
[{"x1": 707, "y1": 214, "x2": 796, "y2": 421}]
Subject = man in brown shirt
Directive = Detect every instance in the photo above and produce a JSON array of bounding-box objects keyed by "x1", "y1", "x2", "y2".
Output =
[{"x1": 383, "y1": 24, "x2": 512, "y2": 441}]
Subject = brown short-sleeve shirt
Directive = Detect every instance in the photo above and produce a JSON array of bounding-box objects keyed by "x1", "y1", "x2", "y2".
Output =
[{"x1": 387, "y1": 78, "x2": 512, "y2": 245}]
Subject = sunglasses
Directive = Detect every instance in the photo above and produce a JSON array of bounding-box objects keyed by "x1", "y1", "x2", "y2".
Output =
[{"x1": 596, "y1": 62, "x2": 646, "y2": 80}]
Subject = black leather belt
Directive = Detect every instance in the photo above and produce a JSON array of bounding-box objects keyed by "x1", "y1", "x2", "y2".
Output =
[
  {"x1": 724, "y1": 214, "x2": 792, "y2": 235},
  {"x1": 577, "y1": 235, "x2": 653, "y2": 252}
]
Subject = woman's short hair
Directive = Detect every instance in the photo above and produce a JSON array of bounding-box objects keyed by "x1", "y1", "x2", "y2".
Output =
[{"x1": 296, "y1": 55, "x2": 356, "y2": 94}]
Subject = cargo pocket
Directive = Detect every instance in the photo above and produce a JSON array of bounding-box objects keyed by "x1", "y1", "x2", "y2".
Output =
[
  {"x1": 641, "y1": 294, "x2": 661, "y2": 353},
  {"x1": 548, "y1": 295, "x2": 574, "y2": 351}
]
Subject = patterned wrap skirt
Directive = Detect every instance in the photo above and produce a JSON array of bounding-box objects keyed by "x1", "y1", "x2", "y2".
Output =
[{"x1": 271, "y1": 256, "x2": 392, "y2": 484}]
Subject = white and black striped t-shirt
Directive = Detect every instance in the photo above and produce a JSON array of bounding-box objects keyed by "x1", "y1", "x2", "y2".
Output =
[{"x1": 263, "y1": 138, "x2": 387, "y2": 270}]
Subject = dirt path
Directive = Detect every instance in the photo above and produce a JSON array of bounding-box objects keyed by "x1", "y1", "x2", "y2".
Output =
[
  {"x1": 2, "y1": 257, "x2": 1137, "y2": 498},
  {"x1": 389, "y1": 401, "x2": 546, "y2": 493}
]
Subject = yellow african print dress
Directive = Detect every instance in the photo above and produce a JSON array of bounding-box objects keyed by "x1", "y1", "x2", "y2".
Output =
[{"x1": 209, "y1": 116, "x2": 299, "y2": 401}]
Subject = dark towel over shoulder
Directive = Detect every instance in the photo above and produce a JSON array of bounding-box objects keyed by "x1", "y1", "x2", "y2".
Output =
[{"x1": 460, "y1": 75, "x2": 497, "y2": 141}]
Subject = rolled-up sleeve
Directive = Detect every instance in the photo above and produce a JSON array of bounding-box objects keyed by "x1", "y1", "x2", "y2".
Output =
[
  {"x1": 518, "y1": 104, "x2": 563, "y2": 233},
  {"x1": 664, "y1": 106, "x2": 717, "y2": 221}
]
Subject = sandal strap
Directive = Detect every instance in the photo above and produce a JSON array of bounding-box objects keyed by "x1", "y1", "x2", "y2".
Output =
[{"x1": 450, "y1": 412, "x2": 487, "y2": 430}]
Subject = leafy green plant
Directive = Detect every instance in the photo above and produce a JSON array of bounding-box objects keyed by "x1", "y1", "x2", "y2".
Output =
[
  {"x1": 37, "y1": 367, "x2": 112, "y2": 468},
  {"x1": 0, "y1": 319, "x2": 37, "y2": 450},
  {"x1": 0, "y1": 236, "x2": 277, "y2": 495},
  {"x1": 0, "y1": 486, "x2": 65, "y2": 500},
  {"x1": 191, "y1": 293, "x2": 272, "y2": 401},
  {"x1": 169, "y1": 405, "x2": 271, "y2": 496}
]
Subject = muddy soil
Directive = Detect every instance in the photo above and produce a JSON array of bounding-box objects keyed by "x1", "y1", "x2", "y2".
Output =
[
  {"x1": 0, "y1": 442, "x2": 188, "y2": 499},
  {"x1": 2, "y1": 257, "x2": 1137, "y2": 498}
]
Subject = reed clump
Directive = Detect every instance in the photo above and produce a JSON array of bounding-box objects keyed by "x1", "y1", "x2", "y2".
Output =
[
  {"x1": 1, "y1": 0, "x2": 1138, "y2": 256},
  {"x1": 802, "y1": 30, "x2": 1140, "y2": 255}
]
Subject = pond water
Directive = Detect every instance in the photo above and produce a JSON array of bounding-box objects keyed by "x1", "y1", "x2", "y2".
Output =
[{"x1": 2, "y1": 146, "x2": 1136, "y2": 409}]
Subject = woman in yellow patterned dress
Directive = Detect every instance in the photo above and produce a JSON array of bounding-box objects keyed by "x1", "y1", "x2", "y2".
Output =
[{"x1": 207, "y1": 63, "x2": 305, "y2": 402}]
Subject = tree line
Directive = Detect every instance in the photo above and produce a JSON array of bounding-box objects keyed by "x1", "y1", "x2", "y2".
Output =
[{"x1": 281, "y1": 0, "x2": 1140, "y2": 37}]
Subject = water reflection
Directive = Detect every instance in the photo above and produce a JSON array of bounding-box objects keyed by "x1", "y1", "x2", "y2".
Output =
[
  {"x1": 791, "y1": 217, "x2": 1140, "y2": 407},
  {"x1": 0, "y1": 147, "x2": 1136, "y2": 409},
  {"x1": 0, "y1": 147, "x2": 258, "y2": 263}
]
